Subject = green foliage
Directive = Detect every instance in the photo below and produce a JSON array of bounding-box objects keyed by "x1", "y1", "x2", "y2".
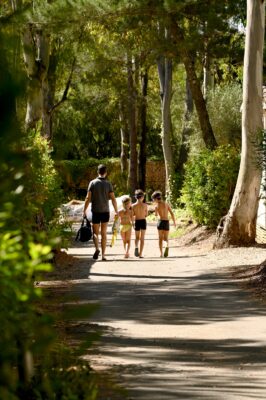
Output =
[
  {"x1": 0, "y1": 213, "x2": 53, "y2": 399},
  {"x1": 206, "y1": 83, "x2": 242, "y2": 146},
  {"x1": 181, "y1": 145, "x2": 240, "y2": 227},
  {"x1": 0, "y1": 29, "x2": 99, "y2": 399},
  {"x1": 23, "y1": 131, "x2": 64, "y2": 234},
  {"x1": 189, "y1": 83, "x2": 242, "y2": 152},
  {"x1": 57, "y1": 158, "x2": 128, "y2": 198},
  {"x1": 167, "y1": 172, "x2": 183, "y2": 208}
]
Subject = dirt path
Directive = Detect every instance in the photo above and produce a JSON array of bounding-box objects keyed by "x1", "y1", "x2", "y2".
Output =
[{"x1": 42, "y1": 223, "x2": 266, "y2": 399}]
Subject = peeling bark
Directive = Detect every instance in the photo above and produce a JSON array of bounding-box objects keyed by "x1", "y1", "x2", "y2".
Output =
[
  {"x1": 22, "y1": 24, "x2": 50, "y2": 131},
  {"x1": 119, "y1": 103, "x2": 129, "y2": 174},
  {"x1": 215, "y1": 0, "x2": 265, "y2": 248},
  {"x1": 157, "y1": 26, "x2": 175, "y2": 194},
  {"x1": 138, "y1": 69, "x2": 148, "y2": 191},
  {"x1": 127, "y1": 54, "x2": 138, "y2": 196}
]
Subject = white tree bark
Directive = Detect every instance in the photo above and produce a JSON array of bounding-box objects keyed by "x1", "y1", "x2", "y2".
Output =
[
  {"x1": 22, "y1": 24, "x2": 50, "y2": 130},
  {"x1": 157, "y1": 52, "x2": 174, "y2": 194},
  {"x1": 215, "y1": 0, "x2": 265, "y2": 247}
]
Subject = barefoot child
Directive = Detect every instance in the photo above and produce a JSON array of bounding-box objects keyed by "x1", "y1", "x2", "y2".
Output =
[
  {"x1": 151, "y1": 191, "x2": 176, "y2": 258},
  {"x1": 118, "y1": 196, "x2": 133, "y2": 258},
  {"x1": 132, "y1": 189, "x2": 148, "y2": 258}
]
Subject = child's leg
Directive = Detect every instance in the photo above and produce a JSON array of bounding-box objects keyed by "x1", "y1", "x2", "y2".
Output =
[
  {"x1": 163, "y1": 231, "x2": 169, "y2": 257},
  {"x1": 121, "y1": 231, "x2": 127, "y2": 251},
  {"x1": 125, "y1": 229, "x2": 131, "y2": 257},
  {"x1": 164, "y1": 231, "x2": 169, "y2": 246},
  {"x1": 135, "y1": 230, "x2": 140, "y2": 256},
  {"x1": 139, "y1": 229, "x2": 146, "y2": 257},
  {"x1": 158, "y1": 230, "x2": 164, "y2": 257}
]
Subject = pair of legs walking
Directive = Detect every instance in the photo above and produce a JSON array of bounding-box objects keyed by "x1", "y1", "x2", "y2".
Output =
[
  {"x1": 121, "y1": 229, "x2": 131, "y2": 258},
  {"x1": 92, "y1": 222, "x2": 108, "y2": 261}
]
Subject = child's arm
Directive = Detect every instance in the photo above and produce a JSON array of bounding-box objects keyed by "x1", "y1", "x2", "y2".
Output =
[
  {"x1": 168, "y1": 204, "x2": 176, "y2": 227},
  {"x1": 130, "y1": 209, "x2": 134, "y2": 225},
  {"x1": 144, "y1": 203, "x2": 148, "y2": 218}
]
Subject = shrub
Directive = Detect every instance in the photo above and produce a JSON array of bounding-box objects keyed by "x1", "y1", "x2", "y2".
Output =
[
  {"x1": 188, "y1": 83, "x2": 242, "y2": 152},
  {"x1": 181, "y1": 145, "x2": 240, "y2": 227},
  {"x1": 57, "y1": 158, "x2": 128, "y2": 198},
  {"x1": 167, "y1": 172, "x2": 183, "y2": 208}
]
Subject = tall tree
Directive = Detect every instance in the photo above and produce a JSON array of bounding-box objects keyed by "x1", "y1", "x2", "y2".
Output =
[
  {"x1": 170, "y1": 18, "x2": 217, "y2": 150},
  {"x1": 127, "y1": 54, "x2": 138, "y2": 196},
  {"x1": 157, "y1": 26, "x2": 175, "y2": 193},
  {"x1": 22, "y1": 23, "x2": 50, "y2": 131},
  {"x1": 138, "y1": 68, "x2": 148, "y2": 190},
  {"x1": 215, "y1": 0, "x2": 265, "y2": 248}
]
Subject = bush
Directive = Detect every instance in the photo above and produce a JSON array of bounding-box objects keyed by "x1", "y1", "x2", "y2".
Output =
[
  {"x1": 0, "y1": 39, "x2": 100, "y2": 400},
  {"x1": 57, "y1": 158, "x2": 128, "y2": 198},
  {"x1": 188, "y1": 83, "x2": 242, "y2": 152},
  {"x1": 181, "y1": 145, "x2": 240, "y2": 227}
]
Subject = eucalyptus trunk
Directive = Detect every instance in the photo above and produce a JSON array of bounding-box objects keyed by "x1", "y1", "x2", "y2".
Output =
[
  {"x1": 170, "y1": 19, "x2": 217, "y2": 150},
  {"x1": 178, "y1": 77, "x2": 193, "y2": 171},
  {"x1": 203, "y1": 53, "x2": 214, "y2": 100},
  {"x1": 119, "y1": 103, "x2": 129, "y2": 174},
  {"x1": 157, "y1": 53, "x2": 174, "y2": 194},
  {"x1": 127, "y1": 55, "x2": 138, "y2": 196},
  {"x1": 41, "y1": 49, "x2": 57, "y2": 141},
  {"x1": 138, "y1": 69, "x2": 148, "y2": 191},
  {"x1": 215, "y1": 0, "x2": 265, "y2": 248},
  {"x1": 22, "y1": 24, "x2": 50, "y2": 131}
]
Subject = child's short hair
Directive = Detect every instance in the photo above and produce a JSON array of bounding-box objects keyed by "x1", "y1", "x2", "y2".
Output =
[
  {"x1": 135, "y1": 189, "x2": 144, "y2": 199},
  {"x1": 151, "y1": 190, "x2": 162, "y2": 201},
  {"x1": 122, "y1": 196, "x2": 131, "y2": 205}
]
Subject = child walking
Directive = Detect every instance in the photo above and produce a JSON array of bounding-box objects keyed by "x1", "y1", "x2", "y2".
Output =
[
  {"x1": 132, "y1": 189, "x2": 148, "y2": 258},
  {"x1": 118, "y1": 196, "x2": 133, "y2": 258},
  {"x1": 151, "y1": 191, "x2": 176, "y2": 258}
]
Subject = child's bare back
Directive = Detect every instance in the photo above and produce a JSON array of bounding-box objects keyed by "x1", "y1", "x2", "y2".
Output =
[
  {"x1": 156, "y1": 201, "x2": 170, "y2": 220},
  {"x1": 132, "y1": 202, "x2": 148, "y2": 220}
]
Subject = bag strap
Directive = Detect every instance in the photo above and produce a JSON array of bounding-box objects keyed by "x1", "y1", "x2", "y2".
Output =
[{"x1": 75, "y1": 229, "x2": 80, "y2": 241}]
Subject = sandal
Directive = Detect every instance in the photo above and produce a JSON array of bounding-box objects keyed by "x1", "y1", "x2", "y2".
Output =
[{"x1": 93, "y1": 249, "x2": 100, "y2": 260}]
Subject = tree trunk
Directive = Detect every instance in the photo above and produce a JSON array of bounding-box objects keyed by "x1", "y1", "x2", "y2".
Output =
[
  {"x1": 127, "y1": 55, "x2": 138, "y2": 196},
  {"x1": 215, "y1": 0, "x2": 265, "y2": 248},
  {"x1": 138, "y1": 69, "x2": 148, "y2": 191},
  {"x1": 170, "y1": 19, "x2": 217, "y2": 150},
  {"x1": 203, "y1": 53, "x2": 214, "y2": 100},
  {"x1": 178, "y1": 76, "x2": 193, "y2": 170},
  {"x1": 157, "y1": 36, "x2": 174, "y2": 195},
  {"x1": 41, "y1": 46, "x2": 57, "y2": 141},
  {"x1": 22, "y1": 24, "x2": 50, "y2": 131},
  {"x1": 119, "y1": 103, "x2": 129, "y2": 174}
]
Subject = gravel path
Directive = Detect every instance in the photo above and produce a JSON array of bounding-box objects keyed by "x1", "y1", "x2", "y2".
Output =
[{"x1": 44, "y1": 222, "x2": 266, "y2": 399}]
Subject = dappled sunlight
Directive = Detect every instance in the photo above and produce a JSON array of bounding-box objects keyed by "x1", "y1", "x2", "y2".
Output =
[{"x1": 41, "y1": 223, "x2": 266, "y2": 399}]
